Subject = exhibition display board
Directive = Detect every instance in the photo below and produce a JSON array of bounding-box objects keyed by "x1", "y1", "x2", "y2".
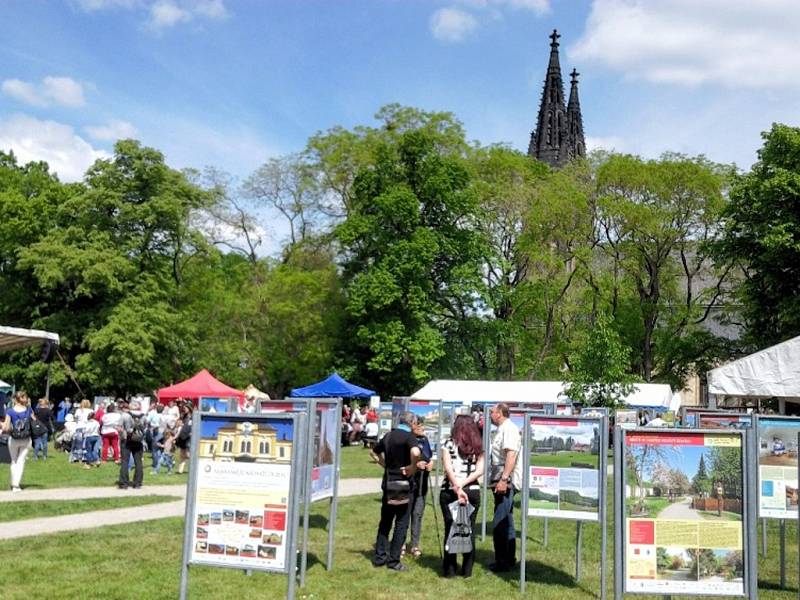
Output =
[
  {"x1": 756, "y1": 415, "x2": 800, "y2": 519},
  {"x1": 697, "y1": 412, "x2": 753, "y2": 430},
  {"x1": 377, "y1": 402, "x2": 393, "y2": 438},
  {"x1": 614, "y1": 427, "x2": 757, "y2": 598},
  {"x1": 520, "y1": 413, "x2": 608, "y2": 596},
  {"x1": 256, "y1": 398, "x2": 343, "y2": 587},
  {"x1": 680, "y1": 407, "x2": 714, "y2": 428},
  {"x1": 179, "y1": 411, "x2": 306, "y2": 600}
]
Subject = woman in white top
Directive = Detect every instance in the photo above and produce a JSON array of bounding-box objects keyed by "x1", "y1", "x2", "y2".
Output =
[
  {"x1": 100, "y1": 403, "x2": 122, "y2": 463},
  {"x1": 439, "y1": 415, "x2": 485, "y2": 578},
  {"x1": 74, "y1": 399, "x2": 92, "y2": 424},
  {"x1": 83, "y1": 412, "x2": 101, "y2": 468}
]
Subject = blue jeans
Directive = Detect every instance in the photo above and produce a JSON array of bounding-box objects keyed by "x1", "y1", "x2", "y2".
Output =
[
  {"x1": 492, "y1": 485, "x2": 517, "y2": 568},
  {"x1": 33, "y1": 433, "x2": 49, "y2": 459},
  {"x1": 150, "y1": 431, "x2": 163, "y2": 468},
  {"x1": 154, "y1": 451, "x2": 174, "y2": 474},
  {"x1": 84, "y1": 435, "x2": 101, "y2": 463}
]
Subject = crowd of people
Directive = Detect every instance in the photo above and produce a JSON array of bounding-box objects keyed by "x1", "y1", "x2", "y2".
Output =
[
  {"x1": 341, "y1": 403, "x2": 379, "y2": 447},
  {"x1": 1, "y1": 392, "x2": 194, "y2": 492},
  {"x1": 369, "y1": 403, "x2": 519, "y2": 577}
]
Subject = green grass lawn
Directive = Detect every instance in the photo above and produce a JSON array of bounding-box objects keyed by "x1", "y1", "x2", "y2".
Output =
[
  {"x1": 338, "y1": 444, "x2": 382, "y2": 479},
  {"x1": 530, "y1": 452, "x2": 599, "y2": 469},
  {"x1": 0, "y1": 496, "x2": 798, "y2": 600},
  {"x1": 698, "y1": 509, "x2": 743, "y2": 522},
  {"x1": 1, "y1": 488, "x2": 797, "y2": 600},
  {"x1": 0, "y1": 495, "x2": 180, "y2": 522},
  {"x1": 625, "y1": 496, "x2": 671, "y2": 519}
]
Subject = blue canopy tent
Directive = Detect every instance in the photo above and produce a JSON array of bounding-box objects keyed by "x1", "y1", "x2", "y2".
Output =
[{"x1": 290, "y1": 372, "x2": 376, "y2": 398}]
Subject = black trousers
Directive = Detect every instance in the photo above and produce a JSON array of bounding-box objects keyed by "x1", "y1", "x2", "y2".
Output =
[
  {"x1": 440, "y1": 487, "x2": 481, "y2": 577},
  {"x1": 374, "y1": 494, "x2": 412, "y2": 568},
  {"x1": 119, "y1": 441, "x2": 144, "y2": 488}
]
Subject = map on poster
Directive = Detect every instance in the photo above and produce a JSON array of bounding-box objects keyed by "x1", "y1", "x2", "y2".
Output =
[
  {"x1": 623, "y1": 430, "x2": 745, "y2": 596},
  {"x1": 757, "y1": 417, "x2": 800, "y2": 519},
  {"x1": 310, "y1": 402, "x2": 338, "y2": 502},
  {"x1": 528, "y1": 417, "x2": 601, "y2": 521},
  {"x1": 189, "y1": 415, "x2": 295, "y2": 572}
]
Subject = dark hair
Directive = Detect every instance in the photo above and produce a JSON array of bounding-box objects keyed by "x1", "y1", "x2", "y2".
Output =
[{"x1": 452, "y1": 415, "x2": 482, "y2": 459}]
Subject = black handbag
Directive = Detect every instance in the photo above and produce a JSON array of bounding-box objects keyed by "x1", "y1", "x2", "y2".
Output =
[
  {"x1": 385, "y1": 478, "x2": 411, "y2": 505},
  {"x1": 31, "y1": 419, "x2": 48, "y2": 438}
]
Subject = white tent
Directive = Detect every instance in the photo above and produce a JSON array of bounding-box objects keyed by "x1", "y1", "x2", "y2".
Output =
[
  {"x1": 708, "y1": 335, "x2": 800, "y2": 400},
  {"x1": 411, "y1": 379, "x2": 679, "y2": 412},
  {"x1": 0, "y1": 325, "x2": 60, "y2": 353},
  {"x1": 0, "y1": 379, "x2": 11, "y2": 391}
]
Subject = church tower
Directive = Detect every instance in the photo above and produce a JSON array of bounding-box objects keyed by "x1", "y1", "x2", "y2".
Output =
[{"x1": 528, "y1": 30, "x2": 585, "y2": 167}]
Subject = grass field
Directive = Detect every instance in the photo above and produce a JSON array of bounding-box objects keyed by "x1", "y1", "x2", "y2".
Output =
[
  {"x1": 1, "y1": 488, "x2": 798, "y2": 600},
  {"x1": 530, "y1": 451, "x2": 599, "y2": 469},
  {"x1": 338, "y1": 445, "x2": 382, "y2": 479},
  {"x1": 0, "y1": 495, "x2": 180, "y2": 522}
]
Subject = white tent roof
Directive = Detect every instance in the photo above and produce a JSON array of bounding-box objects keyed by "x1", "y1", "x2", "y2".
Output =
[
  {"x1": 0, "y1": 379, "x2": 11, "y2": 390},
  {"x1": 708, "y1": 335, "x2": 800, "y2": 398},
  {"x1": 0, "y1": 325, "x2": 60, "y2": 353},
  {"x1": 411, "y1": 380, "x2": 678, "y2": 411}
]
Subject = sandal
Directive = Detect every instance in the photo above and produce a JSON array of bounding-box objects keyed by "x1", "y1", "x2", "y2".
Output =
[{"x1": 410, "y1": 547, "x2": 422, "y2": 558}]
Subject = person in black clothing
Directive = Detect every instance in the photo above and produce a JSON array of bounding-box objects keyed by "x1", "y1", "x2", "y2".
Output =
[
  {"x1": 369, "y1": 410, "x2": 421, "y2": 572},
  {"x1": 406, "y1": 416, "x2": 433, "y2": 558},
  {"x1": 32, "y1": 398, "x2": 54, "y2": 460}
]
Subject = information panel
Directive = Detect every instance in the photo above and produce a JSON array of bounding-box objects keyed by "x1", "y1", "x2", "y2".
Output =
[
  {"x1": 527, "y1": 416, "x2": 602, "y2": 521},
  {"x1": 697, "y1": 413, "x2": 752, "y2": 430},
  {"x1": 310, "y1": 401, "x2": 339, "y2": 502},
  {"x1": 756, "y1": 416, "x2": 800, "y2": 519},
  {"x1": 622, "y1": 429, "x2": 746, "y2": 596},
  {"x1": 189, "y1": 413, "x2": 298, "y2": 572}
]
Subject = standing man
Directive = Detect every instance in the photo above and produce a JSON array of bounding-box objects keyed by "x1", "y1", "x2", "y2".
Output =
[
  {"x1": 117, "y1": 400, "x2": 145, "y2": 489},
  {"x1": 369, "y1": 410, "x2": 421, "y2": 572},
  {"x1": 489, "y1": 403, "x2": 522, "y2": 572}
]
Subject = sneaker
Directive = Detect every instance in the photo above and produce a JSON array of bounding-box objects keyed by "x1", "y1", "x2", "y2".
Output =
[
  {"x1": 387, "y1": 563, "x2": 407, "y2": 572},
  {"x1": 11, "y1": 486, "x2": 22, "y2": 493}
]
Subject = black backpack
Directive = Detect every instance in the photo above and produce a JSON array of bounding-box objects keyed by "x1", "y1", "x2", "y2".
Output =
[
  {"x1": 10, "y1": 411, "x2": 32, "y2": 440},
  {"x1": 128, "y1": 415, "x2": 146, "y2": 443}
]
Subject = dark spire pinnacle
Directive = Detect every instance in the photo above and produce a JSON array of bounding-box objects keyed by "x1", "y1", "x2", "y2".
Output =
[
  {"x1": 566, "y1": 67, "x2": 586, "y2": 161},
  {"x1": 528, "y1": 29, "x2": 569, "y2": 167}
]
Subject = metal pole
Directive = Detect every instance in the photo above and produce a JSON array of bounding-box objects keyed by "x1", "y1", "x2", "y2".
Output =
[
  {"x1": 544, "y1": 518, "x2": 549, "y2": 546},
  {"x1": 286, "y1": 413, "x2": 305, "y2": 600},
  {"x1": 780, "y1": 518, "x2": 786, "y2": 589},
  {"x1": 762, "y1": 518, "x2": 768, "y2": 557},
  {"x1": 746, "y1": 426, "x2": 759, "y2": 600},
  {"x1": 520, "y1": 413, "x2": 530, "y2": 593},
  {"x1": 613, "y1": 426, "x2": 624, "y2": 600},
  {"x1": 327, "y1": 398, "x2": 342, "y2": 571},
  {"x1": 481, "y1": 412, "x2": 489, "y2": 542},
  {"x1": 300, "y1": 402, "x2": 313, "y2": 587},
  {"x1": 178, "y1": 411, "x2": 201, "y2": 600},
  {"x1": 435, "y1": 402, "x2": 443, "y2": 490},
  {"x1": 599, "y1": 416, "x2": 608, "y2": 600},
  {"x1": 575, "y1": 520, "x2": 583, "y2": 580},
  {"x1": 45, "y1": 363, "x2": 51, "y2": 402}
]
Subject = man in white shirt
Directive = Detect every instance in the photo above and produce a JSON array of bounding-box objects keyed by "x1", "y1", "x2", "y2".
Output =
[{"x1": 489, "y1": 403, "x2": 522, "y2": 572}]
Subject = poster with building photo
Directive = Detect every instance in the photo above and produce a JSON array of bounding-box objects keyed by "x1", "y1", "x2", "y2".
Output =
[
  {"x1": 378, "y1": 402, "x2": 393, "y2": 438},
  {"x1": 623, "y1": 430, "x2": 745, "y2": 596},
  {"x1": 309, "y1": 402, "x2": 339, "y2": 502},
  {"x1": 189, "y1": 414, "x2": 296, "y2": 572},
  {"x1": 757, "y1": 417, "x2": 800, "y2": 519},
  {"x1": 407, "y1": 400, "x2": 445, "y2": 452},
  {"x1": 528, "y1": 417, "x2": 602, "y2": 521}
]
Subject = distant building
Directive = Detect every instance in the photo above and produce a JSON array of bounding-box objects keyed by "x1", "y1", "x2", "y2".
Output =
[
  {"x1": 528, "y1": 30, "x2": 586, "y2": 168},
  {"x1": 198, "y1": 421, "x2": 292, "y2": 463}
]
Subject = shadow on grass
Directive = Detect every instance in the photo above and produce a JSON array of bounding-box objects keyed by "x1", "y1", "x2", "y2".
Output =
[{"x1": 758, "y1": 579, "x2": 798, "y2": 593}]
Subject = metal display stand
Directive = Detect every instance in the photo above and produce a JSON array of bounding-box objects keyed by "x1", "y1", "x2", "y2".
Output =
[
  {"x1": 260, "y1": 397, "x2": 343, "y2": 587},
  {"x1": 613, "y1": 426, "x2": 758, "y2": 600},
  {"x1": 520, "y1": 413, "x2": 608, "y2": 598},
  {"x1": 753, "y1": 414, "x2": 800, "y2": 591},
  {"x1": 179, "y1": 411, "x2": 307, "y2": 600}
]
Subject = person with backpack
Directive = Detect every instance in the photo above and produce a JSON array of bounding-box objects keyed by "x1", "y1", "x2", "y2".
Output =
[
  {"x1": 2, "y1": 391, "x2": 39, "y2": 492},
  {"x1": 32, "y1": 397, "x2": 54, "y2": 461},
  {"x1": 117, "y1": 400, "x2": 145, "y2": 489},
  {"x1": 175, "y1": 402, "x2": 192, "y2": 475},
  {"x1": 439, "y1": 415, "x2": 485, "y2": 577}
]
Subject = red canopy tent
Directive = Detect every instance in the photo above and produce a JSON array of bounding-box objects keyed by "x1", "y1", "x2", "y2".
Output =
[{"x1": 157, "y1": 369, "x2": 245, "y2": 406}]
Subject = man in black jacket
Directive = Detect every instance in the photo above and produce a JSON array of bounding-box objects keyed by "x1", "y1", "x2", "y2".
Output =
[{"x1": 369, "y1": 411, "x2": 421, "y2": 572}]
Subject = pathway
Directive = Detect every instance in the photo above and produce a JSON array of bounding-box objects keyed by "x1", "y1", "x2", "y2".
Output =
[
  {"x1": 0, "y1": 478, "x2": 381, "y2": 540},
  {"x1": 658, "y1": 496, "x2": 702, "y2": 520}
]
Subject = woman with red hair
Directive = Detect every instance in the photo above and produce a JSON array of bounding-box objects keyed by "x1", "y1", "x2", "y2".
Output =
[{"x1": 439, "y1": 414, "x2": 484, "y2": 577}]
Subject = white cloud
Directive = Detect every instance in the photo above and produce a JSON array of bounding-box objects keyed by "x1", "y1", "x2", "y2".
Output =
[
  {"x1": 430, "y1": 7, "x2": 479, "y2": 43},
  {"x1": 73, "y1": 0, "x2": 228, "y2": 29},
  {"x1": 0, "y1": 114, "x2": 109, "y2": 182},
  {"x1": 73, "y1": 0, "x2": 137, "y2": 10},
  {"x1": 194, "y1": 0, "x2": 227, "y2": 19},
  {"x1": 502, "y1": 0, "x2": 550, "y2": 13},
  {"x1": 1, "y1": 76, "x2": 86, "y2": 108},
  {"x1": 85, "y1": 119, "x2": 139, "y2": 141},
  {"x1": 585, "y1": 135, "x2": 627, "y2": 153},
  {"x1": 149, "y1": 1, "x2": 191, "y2": 29},
  {"x1": 571, "y1": 0, "x2": 800, "y2": 89}
]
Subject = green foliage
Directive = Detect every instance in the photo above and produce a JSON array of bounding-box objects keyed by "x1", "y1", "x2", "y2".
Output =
[
  {"x1": 714, "y1": 123, "x2": 800, "y2": 347},
  {"x1": 691, "y1": 453, "x2": 712, "y2": 496},
  {"x1": 564, "y1": 313, "x2": 637, "y2": 408}
]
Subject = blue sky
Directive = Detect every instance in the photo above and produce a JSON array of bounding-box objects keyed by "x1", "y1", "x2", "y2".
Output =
[{"x1": 2, "y1": 1, "x2": 799, "y2": 191}]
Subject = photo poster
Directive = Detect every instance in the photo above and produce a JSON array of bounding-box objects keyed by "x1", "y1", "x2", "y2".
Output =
[
  {"x1": 188, "y1": 413, "x2": 298, "y2": 573},
  {"x1": 616, "y1": 409, "x2": 638, "y2": 429},
  {"x1": 391, "y1": 396, "x2": 407, "y2": 428},
  {"x1": 622, "y1": 429, "x2": 746, "y2": 596},
  {"x1": 697, "y1": 412, "x2": 752, "y2": 431},
  {"x1": 680, "y1": 407, "x2": 709, "y2": 428},
  {"x1": 528, "y1": 416, "x2": 602, "y2": 521},
  {"x1": 406, "y1": 400, "x2": 444, "y2": 453},
  {"x1": 309, "y1": 401, "x2": 339, "y2": 503},
  {"x1": 378, "y1": 402, "x2": 393, "y2": 438},
  {"x1": 757, "y1": 416, "x2": 800, "y2": 519},
  {"x1": 200, "y1": 397, "x2": 238, "y2": 413}
]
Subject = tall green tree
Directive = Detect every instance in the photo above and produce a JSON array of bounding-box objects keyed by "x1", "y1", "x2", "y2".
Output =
[
  {"x1": 714, "y1": 123, "x2": 800, "y2": 347},
  {"x1": 335, "y1": 109, "x2": 482, "y2": 397}
]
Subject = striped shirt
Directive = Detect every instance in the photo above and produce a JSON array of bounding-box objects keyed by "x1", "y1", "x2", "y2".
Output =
[{"x1": 442, "y1": 439, "x2": 479, "y2": 489}]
